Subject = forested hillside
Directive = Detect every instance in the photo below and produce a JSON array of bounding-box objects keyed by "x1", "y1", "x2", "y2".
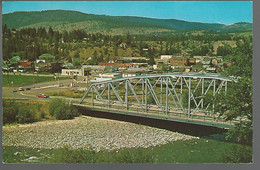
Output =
[{"x1": 3, "y1": 10, "x2": 252, "y2": 34}]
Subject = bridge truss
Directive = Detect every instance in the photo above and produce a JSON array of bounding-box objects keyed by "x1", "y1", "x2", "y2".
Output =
[{"x1": 78, "y1": 73, "x2": 236, "y2": 128}]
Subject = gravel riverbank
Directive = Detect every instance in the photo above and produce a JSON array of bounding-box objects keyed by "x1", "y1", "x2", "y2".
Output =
[{"x1": 3, "y1": 116, "x2": 199, "y2": 152}]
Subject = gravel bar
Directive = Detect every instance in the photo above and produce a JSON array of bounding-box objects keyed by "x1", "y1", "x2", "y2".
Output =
[{"x1": 3, "y1": 116, "x2": 199, "y2": 152}]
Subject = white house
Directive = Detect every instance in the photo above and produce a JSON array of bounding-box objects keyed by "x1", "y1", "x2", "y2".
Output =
[{"x1": 160, "y1": 55, "x2": 172, "y2": 60}]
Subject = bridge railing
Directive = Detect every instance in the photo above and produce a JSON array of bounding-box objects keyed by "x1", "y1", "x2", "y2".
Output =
[
  {"x1": 74, "y1": 100, "x2": 241, "y2": 126},
  {"x1": 76, "y1": 73, "x2": 243, "y2": 126}
]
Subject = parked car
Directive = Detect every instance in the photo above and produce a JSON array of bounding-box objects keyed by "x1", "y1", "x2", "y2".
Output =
[
  {"x1": 36, "y1": 94, "x2": 49, "y2": 98},
  {"x1": 18, "y1": 87, "x2": 24, "y2": 91},
  {"x1": 13, "y1": 89, "x2": 18, "y2": 92},
  {"x1": 26, "y1": 87, "x2": 31, "y2": 91}
]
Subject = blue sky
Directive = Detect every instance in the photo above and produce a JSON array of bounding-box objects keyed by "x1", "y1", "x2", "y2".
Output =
[{"x1": 2, "y1": 1, "x2": 253, "y2": 25}]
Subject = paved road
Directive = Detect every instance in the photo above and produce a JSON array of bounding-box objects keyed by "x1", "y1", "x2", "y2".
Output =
[{"x1": 3, "y1": 79, "x2": 88, "y2": 101}]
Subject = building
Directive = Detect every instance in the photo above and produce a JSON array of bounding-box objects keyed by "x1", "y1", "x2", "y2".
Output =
[
  {"x1": 169, "y1": 58, "x2": 189, "y2": 66},
  {"x1": 20, "y1": 61, "x2": 32, "y2": 68},
  {"x1": 90, "y1": 72, "x2": 122, "y2": 83},
  {"x1": 61, "y1": 69, "x2": 82, "y2": 76},
  {"x1": 160, "y1": 55, "x2": 172, "y2": 60},
  {"x1": 155, "y1": 59, "x2": 168, "y2": 65},
  {"x1": 81, "y1": 65, "x2": 106, "y2": 76},
  {"x1": 189, "y1": 58, "x2": 196, "y2": 65},
  {"x1": 122, "y1": 68, "x2": 150, "y2": 77},
  {"x1": 98, "y1": 72, "x2": 122, "y2": 79},
  {"x1": 98, "y1": 62, "x2": 136, "y2": 71},
  {"x1": 19, "y1": 61, "x2": 34, "y2": 72},
  {"x1": 206, "y1": 67, "x2": 216, "y2": 73}
]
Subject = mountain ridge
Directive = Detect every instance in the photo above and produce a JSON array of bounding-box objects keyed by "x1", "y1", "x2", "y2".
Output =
[{"x1": 3, "y1": 10, "x2": 252, "y2": 34}]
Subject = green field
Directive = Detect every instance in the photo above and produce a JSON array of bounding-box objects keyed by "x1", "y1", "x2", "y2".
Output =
[
  {"x1": 2, "y1": 75, "x2": 68, "y2": 87},
  {"x1": 3, "y1": 138, "x2": 252, "y2": 163}
]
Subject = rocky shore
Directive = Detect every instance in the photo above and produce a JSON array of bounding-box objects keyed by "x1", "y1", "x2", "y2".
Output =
[{"x1": 3, "y1": 116, "x2": 198, "y2": 152}]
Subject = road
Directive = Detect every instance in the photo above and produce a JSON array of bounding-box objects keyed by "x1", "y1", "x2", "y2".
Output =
[{"x1": 2, "y1": 79, "x2": 86, "y2": 101}]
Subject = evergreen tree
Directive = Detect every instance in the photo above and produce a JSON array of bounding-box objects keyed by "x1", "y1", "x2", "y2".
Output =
[
  {"x1": 126, "y1": 32, "x2": 132, "y2": 46},
  {"x1": 63, "y1": 31, "x2": 69, "y2": 43},
  {"x1": 113, "y1": 47, "x2": 118, "y2": 56}
]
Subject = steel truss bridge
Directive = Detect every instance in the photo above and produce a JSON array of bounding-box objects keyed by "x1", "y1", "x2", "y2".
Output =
[{"x1": 74, "y1": 73, "x2": 239, "y2": 129}]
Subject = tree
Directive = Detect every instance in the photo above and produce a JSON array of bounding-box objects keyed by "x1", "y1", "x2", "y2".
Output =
[
  {"x1": 63, "y1": 31, "x2": 69, "y2": 43},
  {"x1": 147, "y1": 56, "x2": 155, "y2": 66},
  {"x1": 74, "y1": 51, "x2": 80, "y2": 58},
  {"x1": 215, "y1": 38, "x2": 252, "y2": 144},
  {"x1": 48, "y1": 26, "x2": 54, "y2": 44},
  {"x1": 126, "y1": 32, "x2": 132, "y2": 46},
  {"x1": 34, "y1": 42, "x2": 41, "y2": 58},
  {"x1": 217, "y1": 45, "x2": 232, "y2": 56},
  {"x1": 113, "y1": 47, "x2": 118, "y2": 56}
]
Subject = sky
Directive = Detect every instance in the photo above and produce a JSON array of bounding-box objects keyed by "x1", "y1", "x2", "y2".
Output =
[{"x1": 2, "y1": 1, "x2": 253, "y2": 25}]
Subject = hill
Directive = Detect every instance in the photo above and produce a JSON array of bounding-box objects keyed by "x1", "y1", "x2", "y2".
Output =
[{"x1": 3, "y1": 10, "x2": 252, "y2": 34}]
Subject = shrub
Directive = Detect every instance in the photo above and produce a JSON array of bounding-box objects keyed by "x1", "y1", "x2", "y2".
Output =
[
  {"x1": 3, "y1": 99, "x2": 51, "y2": 125},
  {"x1": 109, "y1": 148, "x2": 154, "y2": 163},
  {"x1": 220, "y1": 145, "x2": 252, "y2": 163},
  {"x1": 3, "y1": 100, "x2": 19, "y2": 124},
  {"x1": 16, "y1": 107, "x2": 36, "y2": 123},
  {"x1": 49, "y1": 99, "x2": 80, "y2": 120},
  {"x1": 49, "y1": 146, "x2": 96, "y2": 163},
  {"x1": 49, "y1": 146, "x2": 155, "y2": 163}
]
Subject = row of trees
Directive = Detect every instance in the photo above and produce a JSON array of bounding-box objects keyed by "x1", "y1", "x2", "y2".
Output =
[{"x1": 3, "y1": 24, "x2": 251, "y2": 63}]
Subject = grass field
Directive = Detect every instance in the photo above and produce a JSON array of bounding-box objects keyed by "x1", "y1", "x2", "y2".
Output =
[
  {"x1": 2, "y1": 75, "x2": 68, "y2": 87},
  {"x1": 2, "y1": 138, "x2": 252, "y2": 163}
]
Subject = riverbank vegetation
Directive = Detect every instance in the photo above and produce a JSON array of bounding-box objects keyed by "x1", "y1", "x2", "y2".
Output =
[
  {"x1": 3, "y1": 99, "x2": 80, "y2": 125},
  {"x1": 3, "y1": 138, "x2": 252, "y2": 163}
]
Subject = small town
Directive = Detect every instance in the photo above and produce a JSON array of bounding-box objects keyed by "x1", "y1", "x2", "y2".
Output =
[
  {"x1": 2, "y1": 1, "x2": 253, "y2": 165},
  {"x1": 2, "y1": 53, "x2": 228, "y2": 83}
]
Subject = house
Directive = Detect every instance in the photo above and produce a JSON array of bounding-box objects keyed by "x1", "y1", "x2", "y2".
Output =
[
  {"x1": 160, "y1": 55, "x2": 172, "y2": 60},
  {"x1": 20, "y1": 61, "x2": 32, "y2": 68},
  {"x1": 19, "y1": 61, "x2": 34, "y2": 72}
]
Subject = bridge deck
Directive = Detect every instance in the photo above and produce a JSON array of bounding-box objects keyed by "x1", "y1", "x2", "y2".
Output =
[{"x1": 74, "y1": 103, "x2": 237, "y2": 129}]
